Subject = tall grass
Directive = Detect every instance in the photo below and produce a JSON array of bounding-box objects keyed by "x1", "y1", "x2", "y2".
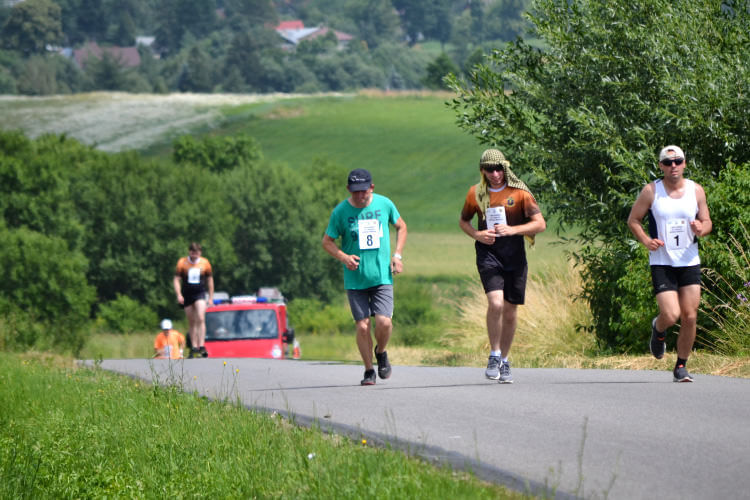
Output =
[
  {"x1": 700, "y1": 223, "x2": 750, "y2": 356},
  {"x1": 437, "y1": 262, "x2": 596, "y2": 368},
  {"x1": 0, "y1": 352, "x2": 525, "y2": 499}
]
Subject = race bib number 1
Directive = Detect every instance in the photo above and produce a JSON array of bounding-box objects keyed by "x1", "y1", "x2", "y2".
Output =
[
  {"x1": 666, "y1": 219, "x2": 690, "y2": 250},
  {"x1": 358, "y1": 219, "x2": 381, "y2": 250}
]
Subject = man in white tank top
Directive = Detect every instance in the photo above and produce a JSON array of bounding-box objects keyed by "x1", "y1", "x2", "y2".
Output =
[{"x1": 627, "y1": 145, "x2": 712, "y2": 382}]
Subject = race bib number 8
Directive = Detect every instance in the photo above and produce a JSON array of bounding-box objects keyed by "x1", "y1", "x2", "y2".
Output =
[
  {"x1": 666, "y1": 219, "x2": 690, "y2": 250},
  {"x1": 358, "y1": 219, "x2": 381, "y2": 250}
]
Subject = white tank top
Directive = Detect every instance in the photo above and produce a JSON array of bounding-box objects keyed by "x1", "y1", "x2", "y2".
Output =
[{"x1": 648, "y1": 179, "x2": 699, "y2": 267}]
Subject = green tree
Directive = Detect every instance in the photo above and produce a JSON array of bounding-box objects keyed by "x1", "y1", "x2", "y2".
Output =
[
  {"x1": 0, "y1": 226, "x2": 95, "y2": 354},
  {"x1": 177, "y1": 45, "x2": 214, "y2": 92},
  {"x1": 448, "y1": 0, "x2": 750, "y2": 351},
  {"x1": 172, "y1": 135, "x2": 343, "y2": 300},
  {"x1": 1, "y1": 0, "x2": 62, "y2": 55},
  {"x1": 346, "y1": 0, "x2": 400, "y2": 49},
  {"x1": 422, "y1": 52, "x2": 459, "y2": 89}
]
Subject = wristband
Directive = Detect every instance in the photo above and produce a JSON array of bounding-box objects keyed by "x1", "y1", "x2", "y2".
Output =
[{"x1": 393, "y1": 253, "x2": 402, "y2": 260}]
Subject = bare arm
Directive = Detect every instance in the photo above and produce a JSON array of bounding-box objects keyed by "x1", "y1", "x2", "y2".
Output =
[
  {"x1": 391, "y1": 217, "x2": 407, "y2": 274},
  {"x1": 322, "y1": 234, "x2": 360, "y2": 271},
  {"x1": 498, "y1": 212, "x2": 546, "y2": 237},
  {"x1": 627, "y1": 183, "x2": 664, "y2": 251},
  {"x1": 207, "y1": 275, "x2": 214, "y2": 305},
  {"x1": 459, "y1": 216, "x2": 499, "y2": 245},
  {"x1": 173, "y1": 275, "x2": 184, "y2": 305},
  {"x1": 691, "y1": 184, "x2": 712, "y2": 237}
]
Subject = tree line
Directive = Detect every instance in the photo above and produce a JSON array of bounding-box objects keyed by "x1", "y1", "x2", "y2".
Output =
[
  {"x1": 0, "y1": 0, "x2": 532, "y2": 95},
  {"x1": 0, "y1": 130, "x2": 345, "y2": 354}
]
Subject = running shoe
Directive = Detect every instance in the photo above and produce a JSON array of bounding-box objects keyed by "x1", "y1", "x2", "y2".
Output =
[
  {"x1": 673, "y1": 365, "x2": 694, "y2": 383},
  {"x1": 499, "y1": 360, "x2": 513, "y2": 384},
  {"x1": 188, "y1": 347, "x2": 200, "y2": 359},
  {"x1": 361, "y1": 369, "x2": 376, "y2": 386},
  {"x1": 200, "y1": 346, "x2": 208, "y2": 358},
  {"x1": 650, "y1": 317, "x2": 666, "y2": 359},
  {"x1": 375, "y1": 346, "x2": 392, "y2": 379},
  {"x1": 485, "y1": 355, "x2": 501, "y2": 380}
]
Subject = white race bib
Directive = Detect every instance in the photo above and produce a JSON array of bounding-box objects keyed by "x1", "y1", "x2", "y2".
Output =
[
  {"x1": 666, "y1": 219, "x2": 690, "y2": 250},
  {"x1": 187, "y1": 267, "x2": 201, "y2": 284},
  {"x1": 358, "y1": 219, "x2": 381, "y2": 250},
  {"x1": 486, "y1": 206, "x2": 507, "y2": 228}
]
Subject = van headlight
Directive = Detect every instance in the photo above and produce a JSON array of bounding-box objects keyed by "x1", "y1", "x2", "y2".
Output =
[{"x1": 271, "y1": 345, "x2": 282, "y2": 359}]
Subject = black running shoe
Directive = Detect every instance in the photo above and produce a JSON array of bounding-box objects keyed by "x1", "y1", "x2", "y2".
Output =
[
  {"x1": 199, "y1": 346, "x2": 208, "y2": 358},
  {"x1": 188, "y1": 347, "x2": 200, "y2": 359},
  {"x1": 361, "y1": 369, "x2": 376, "y2": 386},
  {"x1": 375, "y1": 346, "x2": 391, "y2": 379},
  {"x1": 673, "y1": 365, "x2": 694, "y2": 383},
  {"x1": 650, "y1": 317, "x2": 666, "y2": 359}
]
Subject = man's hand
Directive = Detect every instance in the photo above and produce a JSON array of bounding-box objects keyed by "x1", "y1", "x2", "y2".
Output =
[
  {"x1": 344, "y1": 254, "x2": 360, "y2": 271},
  {"x1": 645, "y1": 238, "x2": 665, "y2": 251}
]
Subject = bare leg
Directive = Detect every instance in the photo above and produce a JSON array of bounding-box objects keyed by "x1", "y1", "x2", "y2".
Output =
[
  {"x1": 676, "y1": 285, "x2": 700, "y2": 359},
  {"x1": 185, "y1": 303, "x2": 199, "y2": 348},
  {"x1": 499, "y1": 302, "x2": 518, "y2": 357},
  {"x1": 373, "y1": 314, "x2": 392, "y2": 354},
  {"x1": 486, "y1": 290, "x2": 504, "y2": 351},
  {"x1": 192, "y1": 299, "x2": 207, "y2": 346},
  {"x1": 355, "y1": 317, "x2": 374, "y2": 370},
  {"x1": 655, "y1": 290, "x2": 681, "y2": 332}
]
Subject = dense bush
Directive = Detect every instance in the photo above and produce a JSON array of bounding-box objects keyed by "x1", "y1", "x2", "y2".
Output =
[
  {"x1": 0, "y1": 226, "x2": 95, "y2": 354},
  {"x1": 96, "y1": 294, "x2": 158, "y2": 335}
]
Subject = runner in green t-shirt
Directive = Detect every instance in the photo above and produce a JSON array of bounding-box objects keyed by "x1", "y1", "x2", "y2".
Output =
[{"x1": 322, "y1": 168, "x2": 407, "y2": 386}]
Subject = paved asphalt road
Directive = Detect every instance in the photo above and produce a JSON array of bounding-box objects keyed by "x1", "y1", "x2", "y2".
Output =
[{"x1": 87, "y1": 358, "x2": 750, "y2": 499}]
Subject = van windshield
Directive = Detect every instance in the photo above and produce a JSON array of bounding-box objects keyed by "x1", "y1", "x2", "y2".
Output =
[{"x1": 206, "y1": 309, "x2": 278, "y2": 340}]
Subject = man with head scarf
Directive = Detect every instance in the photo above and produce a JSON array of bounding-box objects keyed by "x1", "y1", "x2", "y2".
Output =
[{"x1": 459, "y1": 149, "x2": 546, "y2": 383}]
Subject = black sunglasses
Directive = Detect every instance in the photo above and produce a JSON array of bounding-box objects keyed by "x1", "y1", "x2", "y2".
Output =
[
  {"x1": 482, "y1": 165, "x2": 504, "y2": 172},
  {"x1": 660, "y1": 158, "x2": 684, "y2": 166}
]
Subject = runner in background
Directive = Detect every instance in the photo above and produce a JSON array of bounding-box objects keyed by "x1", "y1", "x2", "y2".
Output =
[
  {"x1": 174, "y1": 242, "x2": 214, "y2": 358},
  {"x1": 154, "y1": 318, "x2": 186, "y2": 359}
]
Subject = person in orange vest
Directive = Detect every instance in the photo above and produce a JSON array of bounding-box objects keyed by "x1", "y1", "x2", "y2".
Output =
[{"x1": 153, "y1": 319, "x2": 186, "y2": 359}]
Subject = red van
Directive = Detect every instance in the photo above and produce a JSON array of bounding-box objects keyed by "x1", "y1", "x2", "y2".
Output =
[{"x1": 204, "y1": 289, "x2": 299, "y2": 359}]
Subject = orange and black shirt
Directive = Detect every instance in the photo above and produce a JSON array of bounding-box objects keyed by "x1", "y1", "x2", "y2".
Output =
[
  {"x1": 175, "y1": 257, "x2": 212, "y2": 296},
  {"x1": 461, "y1": 185, "x2": 540, "y2": 271}
]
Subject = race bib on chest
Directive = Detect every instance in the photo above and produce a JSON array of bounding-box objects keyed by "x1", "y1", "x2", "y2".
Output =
[
  {"x1": 666, "y1": 219, "x2": 690, "y2": 250},
  {"x1": 187, "y1": 267, "x2": 201, "y2": 284},
  {"x1": 486, "y1": 206, "x2": 507, "y2": 227},
  {"x1": 357, "y1": 219, "x2": 381, "y2": 250}
]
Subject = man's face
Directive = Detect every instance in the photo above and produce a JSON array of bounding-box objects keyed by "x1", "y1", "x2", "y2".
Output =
[
  {"x1": 189, "y1": 249, "x2": 201, "y2": 261},
  {"x1": 482, "y1": 165, "x2": 505, "y2": 187},
  {"x1": 659, "y1": 154, "x2": 686, "y2": 180},
  {"x1": 349, "y1": 185, "x2": 373, "y2": 207}
]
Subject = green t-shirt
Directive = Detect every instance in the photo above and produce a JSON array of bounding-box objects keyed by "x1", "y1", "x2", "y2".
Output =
[{"x1": 325, "y1": 193, "x2": 401, "y2": 290}]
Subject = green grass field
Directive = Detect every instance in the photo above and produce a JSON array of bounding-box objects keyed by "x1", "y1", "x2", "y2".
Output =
[
  {"x1": 0, "y1": 353, "x2": 525, "y2": 499},
  {"x1": 152, "y1": 92, "x2": 487, "y2": 232}
]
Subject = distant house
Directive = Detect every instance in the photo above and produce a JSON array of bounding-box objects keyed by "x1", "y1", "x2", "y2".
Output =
[
  {"x1": 74, "y1": 42, "x2": 141, "y2": 70},
  {"x1": 274, "y1": 20, "x2": 353, "y2": 50}
]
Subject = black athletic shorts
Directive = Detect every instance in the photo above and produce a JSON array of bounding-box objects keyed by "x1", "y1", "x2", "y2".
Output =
[
  {"x1": 650, "y1": 265, "x2": 701, "y2": 295},
  {"x1": 478, "y1": 264, "x2": 528, "y2": 304},
  {"x1": 182, "y1": 292, "x2": 207, "y2": 308}
]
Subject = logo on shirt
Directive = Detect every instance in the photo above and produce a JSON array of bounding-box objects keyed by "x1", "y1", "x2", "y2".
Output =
[{"x1": 506, "y1": 197, "x2": 515, "y2": 207}]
